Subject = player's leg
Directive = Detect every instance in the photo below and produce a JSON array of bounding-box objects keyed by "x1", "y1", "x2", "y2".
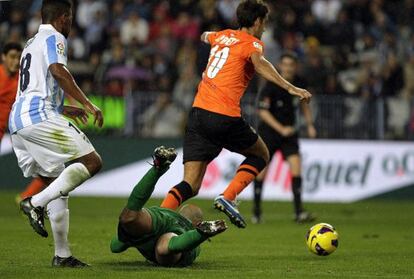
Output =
[
  {"x1": 17, "y1": 117, "x2": 99, "y2": 237},
  {"x1": 215, "y1": 134, "x2": 269, "y2": 228},
  {"x1": 252, "y1": 166, "x2": 268, "y2": 224},
  {"x1": 112, "y1": 171, "x2": 165, "y2": 252},
  {"x1": 22, "y1": 174, "x2": 88, "y2": 267},
  {"x1": 161, "y1": 108, "x2": 221, "y2": 210},
  {"x1": 160, "y1": 161, "x2": 208, "y2": 209},
  {"x1": 252, "y1": 133, "x2": 277, "y2": 224},
  {"x1": 224, "y1": 136, "x2": 270, "y2": 200},
  {"x1": 48, "y1": 196, "x2": 70, "y2": 258},
  {"x1": 30, "y1": 151, "x2": 101, "y2": 208},
  {"x1": 46, "y1": 196, "x2": 89, "y2": 267},
  {"x1": 111, "y1": 146, "x2": 177, "y2": 252},
  {"x1": 286, "y1": 154, "x2": 302, "y2": 215},
  {"x1": 17, "y1": 177, "x2": 45, "y2": 202},
  {"x1": 286, "y1": 153, "x2": 315, "y2": 223},
  {"x1": 11, "y1": 132, "x2": 50, "y2": 237},
  {"x1": 124, "y1": 146, "x2": 178, "y2": 212},
  {"x1": 155, "y1": 220, "x2": 227, "y2": 266}
]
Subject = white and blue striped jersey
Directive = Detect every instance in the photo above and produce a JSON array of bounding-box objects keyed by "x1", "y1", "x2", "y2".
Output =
[{"x1": 8, "y1": 24, "x2": 68, "y2": 134}]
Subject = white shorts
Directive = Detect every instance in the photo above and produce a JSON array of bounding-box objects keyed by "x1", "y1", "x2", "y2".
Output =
[{"x1": 11, "y1": 115, "x2": 95, "y2": 178}]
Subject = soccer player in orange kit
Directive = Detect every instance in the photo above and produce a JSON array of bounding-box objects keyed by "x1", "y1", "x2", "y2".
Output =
[
  {"x1": 161, "y1": 0, "x2": 312, "y2": 228},
  {"x1": 0, "y1": 42, "x2": 45, "y2": 201}
]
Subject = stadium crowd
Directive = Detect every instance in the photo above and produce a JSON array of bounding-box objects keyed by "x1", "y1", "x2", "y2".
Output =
[{"x1": 1, "y1": 0, "x2": 413, "y2": 139}]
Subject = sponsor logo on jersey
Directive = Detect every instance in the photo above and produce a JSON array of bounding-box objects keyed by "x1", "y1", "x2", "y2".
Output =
[{"x1": 253, "y1": 41, "x2": 263, "y2": 51}]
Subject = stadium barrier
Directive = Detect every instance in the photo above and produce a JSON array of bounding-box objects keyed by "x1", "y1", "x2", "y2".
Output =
[
  {"x1": 66, "y1": 139, "x2": 414, "y2": 202},
  {"x1": 2, "y1": 137, "x2": 413, "y2": 201},
  {"x1": 42, "y1": 92, "x2": 413, "y2": 140}
]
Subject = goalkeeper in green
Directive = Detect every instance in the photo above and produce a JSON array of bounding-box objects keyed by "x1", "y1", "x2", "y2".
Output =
[{"x1": 110, "y1": 146, "x2": 227, "y2": 267}]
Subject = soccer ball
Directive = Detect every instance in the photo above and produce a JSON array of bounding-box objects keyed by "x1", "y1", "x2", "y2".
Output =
[{"x1": 306, "y1": 223, "x2": 339, "y2": 256}]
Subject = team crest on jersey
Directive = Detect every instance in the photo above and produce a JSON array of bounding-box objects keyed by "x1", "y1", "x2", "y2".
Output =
[
  {"x1": 253, "y1": 42, "x2": 263, "y2": 51},
  {"x1": 56, "y1": 42, "x2": 65, "y2": 55}
]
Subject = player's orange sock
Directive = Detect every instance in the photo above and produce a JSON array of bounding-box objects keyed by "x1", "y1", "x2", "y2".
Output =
[
  {"x1": 223, "y1": 164, "x2": 259, "y2": 201},
  {"x1": 223, "y1": 156, "x2": 267, "y2": 201},
  {"x1": 160, "y1": 181, "x2": 194, "y2": 210},
  {"x1": 20, "y1": 178, "x2": 45, "y2": 199}
]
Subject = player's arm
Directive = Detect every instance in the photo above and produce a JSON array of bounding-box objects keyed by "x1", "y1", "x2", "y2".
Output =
[
  {"x1": 156, "y1": 220, "x2": 227, "y2": 265},
  {"x1": 62, "y1": 105, "x2": 89, "y2": 125},
  {"x1": 200, "y1": 31, "x2": 215, "y2": 44},
  {"x1": 259, "y1": 108, "x2": 295, "y2": 137},
  {"x1": 300, "y1": 101, "x2": 317, "y2": 138},
  {"x1": 258, "y1": 96, "x2": 295, "y2": 137},
  {"x1": 251, "y1": 53, "x2": 312, "y2": 103},
  {"x1": 49, "y1": 63, "x2": 103, "y2": 127}
]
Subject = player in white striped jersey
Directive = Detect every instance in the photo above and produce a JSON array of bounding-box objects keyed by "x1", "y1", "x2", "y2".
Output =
[{"x1": 11, "y1": 0, "x2": 103, "y2": 267}]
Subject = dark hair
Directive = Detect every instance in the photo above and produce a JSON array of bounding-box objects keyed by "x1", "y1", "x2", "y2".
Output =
[
  {"x1": 41, "y1": 0, "x2": 72, "y2": 23},
  {"x1": 2, "y1": 42, "x2": 23, "y2": 55},
  {"x1": 237, "y1": 0, "x2": 269, "y2": 28},
  {"x1": 280, "y1": 51, "x2": 298, "y2": 63}
]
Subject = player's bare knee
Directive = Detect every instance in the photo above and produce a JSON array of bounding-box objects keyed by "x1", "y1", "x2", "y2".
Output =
[
  {"x1": 119, "y1": 216, "x2": 133, "y2": 227},
  {"x1": 263, "y1": 147, "x2": 270, "y2": 164},
  {"x1": 83, "y1": 152, "x2": 102, "y2": 176},
  {"x1": 89, "y1": 152, "x2": 102, "y2": 176},
  {"x1": 119, "y1": 208, "x2": 137, "y2": 225},
  {"x1": 258, "y1": 141, "x2": 270, "y2": 164}
]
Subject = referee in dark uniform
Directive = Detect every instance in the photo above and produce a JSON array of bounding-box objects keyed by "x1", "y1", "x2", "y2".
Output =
[{"x1": 253, "y1": 52, "x2": 317, "y2": 224}]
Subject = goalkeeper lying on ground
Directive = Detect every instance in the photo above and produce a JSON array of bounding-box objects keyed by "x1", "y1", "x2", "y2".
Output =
[{"x1": 110, "y1": 146, "x2": 227, "y2": 267}]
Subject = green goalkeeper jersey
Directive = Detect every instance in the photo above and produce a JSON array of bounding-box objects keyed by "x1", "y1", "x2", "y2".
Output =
[{"x1": 117, "y1": 206, "x2": 200, "y2": 266}]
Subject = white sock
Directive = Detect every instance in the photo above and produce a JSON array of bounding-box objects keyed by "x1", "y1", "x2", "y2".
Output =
[
  {"x1": 48, "y1": 196, "x2": 71, "y2": 258},
  {"x1": 32, "y1": 163, "x2": 91, "y2": 208}
]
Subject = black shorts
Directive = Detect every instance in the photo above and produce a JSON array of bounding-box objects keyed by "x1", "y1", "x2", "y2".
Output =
[
  {"x1": 259, "y1": 126, "x2": 299, "y2": 159},
  {"x1": 183, "y1": 108, "x2": 258, "y2": 163}
]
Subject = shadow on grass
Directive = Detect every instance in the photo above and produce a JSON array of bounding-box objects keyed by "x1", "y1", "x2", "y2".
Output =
[{"x1": 100, "y1": 260, "x2": 229, "y2": 271}]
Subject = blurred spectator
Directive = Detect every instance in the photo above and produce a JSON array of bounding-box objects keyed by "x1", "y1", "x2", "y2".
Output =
[
  {"x1": 152, "y1": 54, "x2": 172, "y2": 80},
  {"x1": 150, "y1": 25, "x2": 178, "y2": 60},
  {"x1": 303, "y1": 38, "x2": 327, "y2": 94},
  {"x1": 382, "y1": 52, "x2": 404, "y2": 97},
  {"x1": 148, "y1": 3, "x2": 173, "y2": 41},
  {"x1": 274, "y1": 8, "x2": 301, "y2": 45},
  {"x1": 262, "y1": 23, "x2": 282, "y2": 65},
  {"x1": 77, "y1": 0, "x2": 107, "y2": 30},
  {"x1": 1, "y1": 0, "x2": 413, "y2": 140},
  {"x1": 108, "y1": 0, "x2": 126, "y2": 35},
  {"x1": 170, "y1": 12, "x2": 199, "y2": 42},
  {"x1": 216, "y1": 0, "x2": 239, "y2": 25},
  {"x1": 199, "y1": 1, "x2": 227, "y2": 31},
  {"x1": 301, "y1": 11, "x2": 324, "y2": 42},
  {"x1": 140, "y1": 92, "x2": 185, "y2": 138},
  {"x1": 27, "y1": 12, "x2": 41, "y2": 38},
  {"x1": 403, "y1": 52, "x2": 414, "y2": 100},
  {"x1": 84, "y1": 8, "x2": 107, "y2": 52},
  {"x1": 2, "y1": 9, "x2": 26, "y2": 43},
  {"x1": 68, "y1": 27, "x2": 87, "y2": 61},
  {"x1": 121, "y1": 11, "x2": 149, "y2": 45},
  {"x1": 325, "y1": 74, "x2": 346, "y2": 96},
  {"x1": 172, "y1": 64, "x2": 200, "y2": 111},
  {"x1": 311, "y1": 0, "x2": 342, "y2": 25},
  {"x1": 175, "y1": 40, "x2": 197, "y2": 74},
  {"x1": 326, "y1": 9, "x2": 355, "y2": 50}
]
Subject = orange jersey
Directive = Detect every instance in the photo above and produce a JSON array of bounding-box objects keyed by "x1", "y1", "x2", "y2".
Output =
[
  {"x1": 193, "y1": 29, "x2": 264, "y2": 117},
  {"x1": 0, "y1": 64, "x2": 18, "y2": 139}
]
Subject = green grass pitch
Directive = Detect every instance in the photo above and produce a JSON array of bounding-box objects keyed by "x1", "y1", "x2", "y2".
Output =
[{"x1": 1, "y1": 192, "x2": 414, "y2": 279}]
